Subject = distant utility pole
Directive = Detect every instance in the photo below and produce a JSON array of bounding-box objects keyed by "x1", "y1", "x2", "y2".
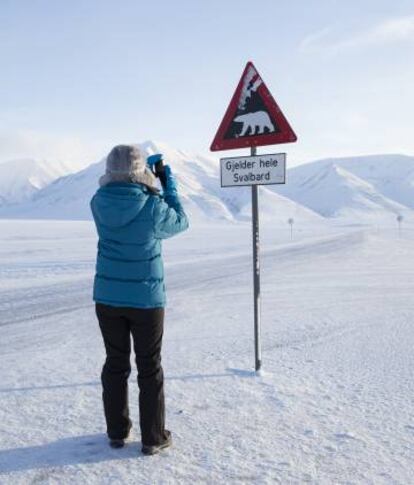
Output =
[
  {"x1": 288, "y1": 218, "x2": 294, "y2": 240},
  {"x1": 397, "y1": 214, "x2": 403, "y2": 238}
]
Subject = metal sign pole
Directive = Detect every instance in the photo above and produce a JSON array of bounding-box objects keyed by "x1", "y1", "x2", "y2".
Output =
[
  {"x1": 251, "y1": 146, "x2": 262, "y2": 372},
  {"x1": 210, "y1": 62, "x2": 297, "y2": 373}
]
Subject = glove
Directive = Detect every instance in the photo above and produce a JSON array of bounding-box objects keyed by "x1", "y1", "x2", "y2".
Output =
[
  {"x1": 147, "y1": 153, "x2": 168, "y2": 187},
  {"x1": 163, "y1": 165, "x2": 178, "y2": 197},
  {"x1": 147, "y1": 153, "x2": 163, "y2": 168}
]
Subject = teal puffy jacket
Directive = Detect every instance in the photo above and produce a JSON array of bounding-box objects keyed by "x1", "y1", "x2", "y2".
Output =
[{"x1": 90, "y1": 182, "x2": 189, "y2": 308}]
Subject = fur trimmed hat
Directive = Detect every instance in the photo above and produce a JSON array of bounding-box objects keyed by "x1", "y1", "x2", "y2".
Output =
[{"x1": 99, "y1": 144, "x2": 158, "y2": 189}]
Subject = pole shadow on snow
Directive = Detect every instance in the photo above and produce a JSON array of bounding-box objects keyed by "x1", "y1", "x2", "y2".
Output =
[
  {"x1": 0, "y1": 434, "x2": 146, "y2": 474},
  {"x1": 166, "y1": 368, "x2": 255, "y2": 381},
  {"x1": 0, "y1": 369, "x2": 255, "y2": 394},
  {"x1": 0, "y1": 381, "x2": 99, "y2": 393}
]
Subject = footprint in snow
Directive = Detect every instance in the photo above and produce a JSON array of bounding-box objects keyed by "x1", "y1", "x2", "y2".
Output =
[{"x1": 334, "y1": 432, "x2": 357, "y2": 441}]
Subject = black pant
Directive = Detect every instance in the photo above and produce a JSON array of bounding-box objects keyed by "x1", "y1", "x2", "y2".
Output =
[{"x1": 96, "y1": 303, "x2": 166, "y2": 446}]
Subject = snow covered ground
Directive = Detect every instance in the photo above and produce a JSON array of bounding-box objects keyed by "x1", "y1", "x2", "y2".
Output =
[{"x1": 0, "y1": 219, "x2": 413, "y2": 484}]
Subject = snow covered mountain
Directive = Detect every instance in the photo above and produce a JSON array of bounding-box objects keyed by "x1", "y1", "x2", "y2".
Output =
[
  {"x1": 0, "y1": 141, "x2": 324, "y2": 224},
  {"x1": 275, "y1": 154, "x2": 414, "y2": 221},
  {"x1": 315, "y1": 154, "x2": 414, "y2": 209},
  {"x1": 2, "y1": 147, "x2": 413, "y2": 225},
  {"x1": 0, "y1": 158, "x2": 77, "y2": 207}
]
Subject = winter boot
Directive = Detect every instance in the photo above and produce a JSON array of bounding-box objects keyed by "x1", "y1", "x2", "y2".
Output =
[
  {"x1": 141, "y1": 430, "x2": 172, "y2": 455},
  {"x1": 109, "y1": 429, "x2": 131, "y2": 449},
  {"x1": 109, "y1": 438, "x2": 126, "y2": 449}
]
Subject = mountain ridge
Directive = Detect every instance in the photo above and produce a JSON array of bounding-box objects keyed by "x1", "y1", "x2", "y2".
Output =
[
  {"x1": 275, "y1": 153, "x2": 414, "y2": 221},
  {"x1": 1, "y1": 146, "x2": 413, "y2": 224},
  {"x1": 0, "y1": 141, "x2": 324, "y2": 224},
  {"x1": 0, "y1": 158, "x2": 78, "y2": 206}
]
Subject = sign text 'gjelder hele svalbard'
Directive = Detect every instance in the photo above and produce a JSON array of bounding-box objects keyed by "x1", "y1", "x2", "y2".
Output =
[{"x1": 220, "y1": 153, "x2": 286, "y2": 187}]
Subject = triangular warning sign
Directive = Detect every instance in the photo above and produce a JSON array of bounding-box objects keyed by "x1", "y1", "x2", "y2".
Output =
[{"x1": 210, "y1": 61, "x2": 297, "y2": 151}]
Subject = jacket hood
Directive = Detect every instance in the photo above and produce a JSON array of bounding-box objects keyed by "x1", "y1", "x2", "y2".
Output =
[{"x1": 91, "y1": 183, "x2": 151, "y2": 228}]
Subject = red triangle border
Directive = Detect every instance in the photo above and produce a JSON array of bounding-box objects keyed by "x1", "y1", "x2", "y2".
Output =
[{"x1": 210, "y1": 62, "x2": 297, "y2": 152}]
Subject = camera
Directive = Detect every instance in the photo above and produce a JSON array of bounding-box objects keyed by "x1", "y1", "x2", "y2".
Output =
[{"x1": 147, "y1": 153, "x2": 167, "y2": 187}]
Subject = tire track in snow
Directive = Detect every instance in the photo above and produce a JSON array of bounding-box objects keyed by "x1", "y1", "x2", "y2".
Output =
[
  {"x1": 166, "y1": 230, "x2": 365, "y2": 291},
  {"x1": 0, "y1": 279, "x2": 93, "y2": 327},
  {"x1": 0, "y1": 231, "x2": 364, "y2": 327}
]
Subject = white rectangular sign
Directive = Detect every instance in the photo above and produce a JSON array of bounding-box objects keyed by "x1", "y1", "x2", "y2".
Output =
[{"x1": 220, "y1": 153, "x2": 286, "y2": 187}]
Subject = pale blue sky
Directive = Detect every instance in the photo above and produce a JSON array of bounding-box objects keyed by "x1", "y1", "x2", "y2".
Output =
[{"x1": 1, "y1": 0, "x2": 413, "y2": 167}]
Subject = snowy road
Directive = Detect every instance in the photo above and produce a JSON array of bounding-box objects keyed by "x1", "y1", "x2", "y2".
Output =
[{"x1": 0, "y1": 221, "x2": 413, "y2": 484}]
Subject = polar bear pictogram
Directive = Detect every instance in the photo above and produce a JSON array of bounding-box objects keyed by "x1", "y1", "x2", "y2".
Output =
[{"x1": 233, "y1": 111, "x2": 275, "y2": 137}]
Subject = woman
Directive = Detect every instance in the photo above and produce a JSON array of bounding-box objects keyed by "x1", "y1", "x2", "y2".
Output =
[{"x1": 90, "y1": 144, "x2": 189, "y2": 455}]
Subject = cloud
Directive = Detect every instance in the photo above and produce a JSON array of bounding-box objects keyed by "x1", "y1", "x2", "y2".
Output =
[
  {"x1": 300, "y1": 15, "x2": 414, "y2": 53},
  {"x1": 299, "y1": 26, "x2": 333, "y2": 52},
  {"x1": 0, "y1": 129, "x2": 109, "y2": 169}
]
